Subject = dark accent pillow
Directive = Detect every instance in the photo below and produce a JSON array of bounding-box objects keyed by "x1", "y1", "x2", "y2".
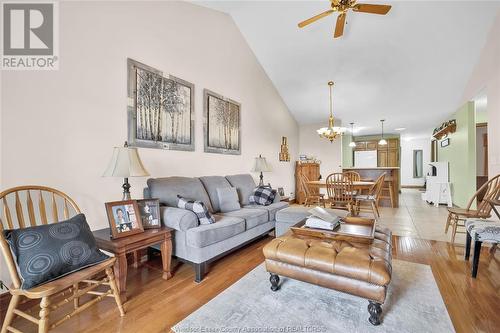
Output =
[
  {"x1": 177, "y1": 195, "x2": 215, "y2": 225},
  {"x1": 249, "y1": 186, "x2": 276, "y2": 206},
  {"x1": 3, "y1": 214, "x2": 109, "y2": 290}
]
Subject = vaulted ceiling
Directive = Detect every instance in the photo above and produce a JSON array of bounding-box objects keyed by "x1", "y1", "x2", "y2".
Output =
[{"x1": 197, "y1": 1, "x2": 499, "y2": 137}]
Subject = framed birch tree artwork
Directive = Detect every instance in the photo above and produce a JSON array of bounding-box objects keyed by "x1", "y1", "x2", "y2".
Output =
[
  {"x1": 127, "y1": 58, "x2": 194, "y2": 151},
  {"x1": 203, "y1": 89, "x2": 241, "y2": 155}
]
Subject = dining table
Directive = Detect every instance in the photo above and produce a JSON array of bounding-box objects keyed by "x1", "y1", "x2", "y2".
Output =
[{"x1": 307, "y1": 180, "x2": 375, "y2": 191}]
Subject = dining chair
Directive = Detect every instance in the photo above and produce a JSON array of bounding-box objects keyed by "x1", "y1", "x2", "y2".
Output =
[
  {"x1": 355, "y1": 173, "x2": 386, "y2": 219},
  {"x1": 325, "y1": 173, "x2": 356, "y2": 214},
  {"x1": 445, "y1": 174, "x2": 500, "y2": 243},
  {"x1": 343, "y1": 171, "x2": 361, "y2": 182},
  {"x1": 0, "y1": 186, "x2": 124, "y2": 333},
  {"x1": 299, "y1": 174, "x2": 325, "y2": 207}
]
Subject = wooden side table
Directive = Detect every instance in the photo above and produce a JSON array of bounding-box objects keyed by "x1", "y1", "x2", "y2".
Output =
[{"x1": 92, "y1": 226, "x2": 173, "y2": 302}]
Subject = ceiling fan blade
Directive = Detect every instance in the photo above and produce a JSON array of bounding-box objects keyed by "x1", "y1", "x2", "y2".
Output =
[
  {"x1": 298, "y1": 9, "x2": 335, "y2": 28},
  {"x1": 353, "y1": 4, "x2": 392, "y2": 15},
  {"x1": 334, "y1": 12, "x2": 346, "y2": 38}
]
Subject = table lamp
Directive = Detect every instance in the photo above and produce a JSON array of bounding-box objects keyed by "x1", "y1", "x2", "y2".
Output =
[
  {"x1": 251, "y1": 154, "x2": 271, "y2": 186},
  {"x1": 103, "y1": 142, "x2": 150, "y2": 199}
]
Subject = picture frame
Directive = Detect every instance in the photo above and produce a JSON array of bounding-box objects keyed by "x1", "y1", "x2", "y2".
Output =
[
  {"x1": 277, "y1": 187, "x2": 285, "y2": 197},
  {"x1": 136, "y1": 199, "x2": 161, "y2": 229},
  {"x1": 105, "y1": 200, "x2": 144, "y2": 239},
  {"x1": 440, "y1": 138, "x2": 450, "y2": 147},
  {"x1": 203, "y1": 89, "x2": 241, "y2": 155},
  {"x1": 127, "y1": 58, "x2": 195, "y2": 151}
]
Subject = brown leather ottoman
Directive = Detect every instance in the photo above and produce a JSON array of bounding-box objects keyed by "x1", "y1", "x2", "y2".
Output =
[{"x1": 263, "y1": 226, "x2": 392, "y2": 325}]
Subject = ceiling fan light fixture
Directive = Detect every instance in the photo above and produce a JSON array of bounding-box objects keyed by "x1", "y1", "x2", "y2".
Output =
[{"x1": 297, "y1": 0, "x2": 392, "y2": 39}]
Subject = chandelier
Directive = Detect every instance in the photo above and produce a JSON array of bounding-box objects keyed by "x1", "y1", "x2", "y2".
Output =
[{"x1": 317, "y1": 81, "x2": 346, "y2": 142}]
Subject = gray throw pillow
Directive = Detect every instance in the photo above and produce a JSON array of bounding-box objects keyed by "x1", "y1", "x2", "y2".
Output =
[
  {"x1": 3, "y1": 214, "x2": 109, "y2": 290},
  {"x1": 217, "y1": 187, "x2": 241, "y2": 213}
]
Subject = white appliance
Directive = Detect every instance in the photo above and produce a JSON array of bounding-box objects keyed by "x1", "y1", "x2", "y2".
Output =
[
  {"x1": 422, "y1": 162, "x2": 453, "y2": 207},
  {"x1": 354, "y1": 150, "x2": 377, "y2": 168}
]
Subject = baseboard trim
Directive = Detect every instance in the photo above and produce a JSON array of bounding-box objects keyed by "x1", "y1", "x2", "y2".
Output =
[{"x1": 401, "y1": 185, "x2": 425, "y2": 189}]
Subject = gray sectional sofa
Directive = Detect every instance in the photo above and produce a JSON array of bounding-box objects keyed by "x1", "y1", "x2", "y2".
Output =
[{"x1": 145, "y1": 174, "x2": 288, "y2": 282}]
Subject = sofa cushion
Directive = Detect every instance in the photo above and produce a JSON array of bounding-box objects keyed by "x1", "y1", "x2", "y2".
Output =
[
  {"x1": 199, "y1": 176, "x2": 233, "y2": 213},
  {"x1": 244, "y1": 201, "x2": 289, "y2": 221},
  {"x1": 225, "y1": 174, "x2": 256, "y2": 206},
  {"x1": 217, "y1": 187, "x2": 241, "y2": 213},
  {"x1": 221, "y1": 208, "x2": 268, "y2": 230},
  {"x1": 177, "y1": 195, "x2": 215, "y2": 225},
  {"x1": 147, "y1": 177, "x2": 213, "y2": 213},
  {"x1": 160, "y1": 206, "x2": 198, "y2": 231},
  {"x1": 186, "y1": 215, "x2": 245, "y2": 248}
]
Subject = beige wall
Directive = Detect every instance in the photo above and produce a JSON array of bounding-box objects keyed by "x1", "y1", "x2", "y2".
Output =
[
  {"x1": 0, "y1": 1, "x2": 299, "y2": 288},
  {"x1": 299, "y1": 123, "x2": 342, "y2": 179},
  {"x1": 462, "y1": 11, "x2": 500, "y2": 176}
]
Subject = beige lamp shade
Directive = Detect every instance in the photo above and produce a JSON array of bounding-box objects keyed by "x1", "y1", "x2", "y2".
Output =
[
  {"x1": 251, "y1": 155, "x2": 272, "y2": 173},
  {"x1": 103, "y1": 146, "x2": 150, "y2": 178}
]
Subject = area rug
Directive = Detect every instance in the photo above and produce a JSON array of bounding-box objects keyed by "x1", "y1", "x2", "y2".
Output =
[{"x1": 172, "y1": 260, "x2": 455, "y2": 333}]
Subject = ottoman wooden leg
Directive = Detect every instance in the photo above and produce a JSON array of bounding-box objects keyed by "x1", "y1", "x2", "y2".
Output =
[
  {"x1": 368, "y1": 301, "x2": 382, "y2": 326},
  {"x1": 269, "y1": 273, "x2": 280, "y2": 291}
]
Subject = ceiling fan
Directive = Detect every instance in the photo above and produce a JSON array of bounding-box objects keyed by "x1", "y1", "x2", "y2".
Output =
[{"x1": 298, "y1": 0, "x2": 392, "y2": 38}]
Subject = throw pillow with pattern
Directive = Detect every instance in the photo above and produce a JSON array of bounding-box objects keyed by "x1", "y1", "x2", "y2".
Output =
[
  {"x1": 4, "y1": 214, "x2": 109, "y2": 289},
  {"x1": 249, "y1": 186, "x2": 276, "y2": 206},
  {"x1": 177, "y1": 195, "x2": 215, "y2": 225}
]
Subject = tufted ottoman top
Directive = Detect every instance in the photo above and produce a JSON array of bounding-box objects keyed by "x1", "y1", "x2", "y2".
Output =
[
  {"x1": 465, "y1": 219, "x2": 500, "y2": 242},
  {"x1": 263, "y1": 227, "x2": 393, "y2": 286}
]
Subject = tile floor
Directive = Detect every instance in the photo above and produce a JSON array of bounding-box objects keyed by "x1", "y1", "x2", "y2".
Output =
[{"x1": 377, "y1": 188, "x2": 466, "y2": 244}]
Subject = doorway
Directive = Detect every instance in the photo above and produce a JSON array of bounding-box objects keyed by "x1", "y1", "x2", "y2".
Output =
[
  {"x1": 474, "y1": 91, "x2": 488, "y2": 201},
  {"x1": 476, "y1": 123, "x2": 488, "y2": 195}
]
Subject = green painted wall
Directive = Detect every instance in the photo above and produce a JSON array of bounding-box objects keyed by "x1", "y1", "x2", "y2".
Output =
[
  {"x1": 437, "y1": 102, "x2": 476, "y2": 208},
  {"x1": 475, "y1": 110, "x2": 488, "y2": 124},
  {"x1": 342, "y1": 134, "x2": 354, "y2": 167}
]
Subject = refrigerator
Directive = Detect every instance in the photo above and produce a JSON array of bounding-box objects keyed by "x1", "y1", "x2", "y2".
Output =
[{"x1": 354, "y1": 150, "x2": 377, "y2": 168}]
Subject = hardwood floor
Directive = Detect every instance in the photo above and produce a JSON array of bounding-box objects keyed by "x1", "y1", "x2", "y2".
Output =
[{"x1": 2, "y1": 234, "x2": 499, "y2": 333}]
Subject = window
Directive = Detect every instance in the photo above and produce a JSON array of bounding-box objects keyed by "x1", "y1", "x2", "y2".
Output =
[{"x1": 413, "y1": 150, "x2": 423, "y2": 178}]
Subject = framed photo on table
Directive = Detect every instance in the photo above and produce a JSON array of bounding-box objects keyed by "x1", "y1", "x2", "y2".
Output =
[
  {"x1": 137, "y1": 199, "x2": 161, "y2": 229},
  {"x1": 105, "y1": 200, "x2": 144, "y2": 239}
]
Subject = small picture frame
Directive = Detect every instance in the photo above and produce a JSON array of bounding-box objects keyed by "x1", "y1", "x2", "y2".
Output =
[
  {"x1": 137, "y1": 199, "x2": 161, "y2": 229},
  {"x1": 105, "y1": 200, "x2": 144, "y2": 239},
  {"x1": 277, "y1": 187, "x2": 285, "y2": 197},
  {"x1": 441, "y1": 138, "x2": 450, "y2": 147}
]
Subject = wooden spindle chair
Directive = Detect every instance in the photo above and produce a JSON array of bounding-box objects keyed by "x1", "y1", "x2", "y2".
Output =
[
  {"x1": 325, "y1": 173, "x2": 356, "y2": 215},
  {"x1": 343, "y1": 171, "x2": 361, "y2": 182},
  {"x1": 299, "y1": 174, "x2": 325, "y2": 207},
  {"x1": 0, "y1": 186, "x2": 124, "y2": 333},
  {"x1": 445, "y1": 174, "x2": 500, "y2": 243},
  {"x1": 354, "y1": 173, "x2": 386, "y2": 219}
]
